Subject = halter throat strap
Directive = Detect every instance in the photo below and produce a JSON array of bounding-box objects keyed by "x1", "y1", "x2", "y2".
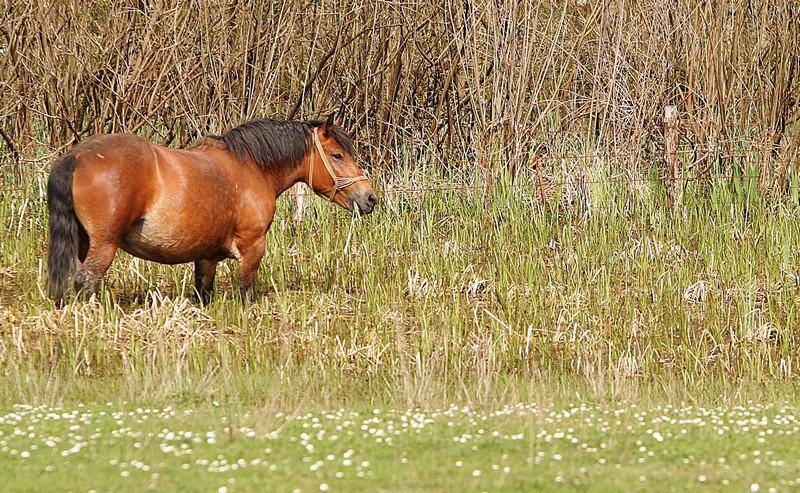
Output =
[{"x1": 310, "y1": 127, "x2": 368, "y2": 202}]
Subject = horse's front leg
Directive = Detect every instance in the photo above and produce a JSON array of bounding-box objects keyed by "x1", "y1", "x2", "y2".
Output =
[
  {"x1": 235, "y1": 234, "x2": 266, "y2": 301},
  {"x1": 194, "y1": 259, "x2": 218, "y2": 304}
]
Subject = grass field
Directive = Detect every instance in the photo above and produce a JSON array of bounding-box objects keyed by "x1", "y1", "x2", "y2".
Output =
[
  {"x1": 2, "y1": 154, "x2": 800, "y2": 490},
  {"x1": 2, "y1": 399, "x2": 800, "y2": 492}
]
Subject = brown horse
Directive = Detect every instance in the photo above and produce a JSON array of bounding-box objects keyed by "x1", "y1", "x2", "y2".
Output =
[{"x1": 46, "y1": 113, "x2": 377, "y2": 305}]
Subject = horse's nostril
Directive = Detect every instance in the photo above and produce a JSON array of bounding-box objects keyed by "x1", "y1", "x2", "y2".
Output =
[{"x1": 367, "y1": 193, "x2": 378, "y2": 205}]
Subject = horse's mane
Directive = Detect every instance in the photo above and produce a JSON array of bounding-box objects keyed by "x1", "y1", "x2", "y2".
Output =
[{"x1": 212, "y1": 118, "x2": 354, "y2": 169}]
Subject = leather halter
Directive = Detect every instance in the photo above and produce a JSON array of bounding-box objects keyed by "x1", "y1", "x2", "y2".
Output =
[{"x1": 310, "y1": 127, "x2": 369, "y2": 202}]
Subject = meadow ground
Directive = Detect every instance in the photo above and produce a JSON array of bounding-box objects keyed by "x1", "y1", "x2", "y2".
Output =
[
  {"x1": 1, "y1": 398, "x2": 800, "y2": 492},
  {"x1": 2, "y1": 156, "x2": 800, "y2": 491}
]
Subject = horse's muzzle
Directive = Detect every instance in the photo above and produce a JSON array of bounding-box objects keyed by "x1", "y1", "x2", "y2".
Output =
[{"x1": 353, "y1": 191, "x2": 378, "y2": 215}]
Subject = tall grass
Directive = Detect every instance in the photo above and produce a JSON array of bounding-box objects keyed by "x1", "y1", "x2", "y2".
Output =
[{"x1": 1, "y1": 149, "x2": 799, "y2": 408}]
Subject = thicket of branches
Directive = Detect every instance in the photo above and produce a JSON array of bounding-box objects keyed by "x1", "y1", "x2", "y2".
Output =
[{"x1": 1, "y1": 0, "x2": 799, "y2": 185}]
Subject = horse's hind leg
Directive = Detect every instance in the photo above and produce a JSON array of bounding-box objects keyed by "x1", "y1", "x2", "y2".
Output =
[
  {"x1": 74, "y1": 242, "x2": 118, "y2": 297},
  {"x1": 194, "y1": 260, "x2": 218, "y2": 304}
]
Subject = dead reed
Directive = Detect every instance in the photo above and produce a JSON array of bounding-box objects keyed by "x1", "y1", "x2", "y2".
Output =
[{"x1": 1, "y1": 0, "x2": 798, "y2": 189}]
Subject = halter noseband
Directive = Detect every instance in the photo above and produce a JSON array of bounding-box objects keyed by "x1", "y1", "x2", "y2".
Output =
[{"x1": 310, "y1": 127, "x2": 369, "y2": 202}]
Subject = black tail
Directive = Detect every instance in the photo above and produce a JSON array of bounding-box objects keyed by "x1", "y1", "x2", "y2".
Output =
[{"x1": 47, "y1": 154, "x2": 79, "y2": 305}]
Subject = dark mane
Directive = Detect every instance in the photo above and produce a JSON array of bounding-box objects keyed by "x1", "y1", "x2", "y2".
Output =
[{"x1": 214, "y1": 118, "x2": 354, "y2": 169}]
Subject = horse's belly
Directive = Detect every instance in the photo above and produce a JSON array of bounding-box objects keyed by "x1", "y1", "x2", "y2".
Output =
[{"x1": 121, "y1": 212, "x2": 233, "y2": 264}]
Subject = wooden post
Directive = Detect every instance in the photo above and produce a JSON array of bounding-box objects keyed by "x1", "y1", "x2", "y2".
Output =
[
  {"x1": 664, "y1": 105, "x2": 680, "y2": 207},
  {"x1": 289, "y1": 182, "x2": 308, "y2": 222}
]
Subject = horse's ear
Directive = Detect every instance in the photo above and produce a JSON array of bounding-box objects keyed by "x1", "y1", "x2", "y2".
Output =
[{"x1": 324, "y1": 112, "x2": 336, "y2": 133}]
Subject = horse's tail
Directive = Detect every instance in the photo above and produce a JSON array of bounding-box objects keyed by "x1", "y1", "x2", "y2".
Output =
[{"x1": 47, "y1": 154, "x2": 79, "y2": 305}]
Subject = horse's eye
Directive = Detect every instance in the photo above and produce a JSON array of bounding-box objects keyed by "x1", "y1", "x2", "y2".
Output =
[{"x1": 332, "y1": 153, "x2": 343, "y2": 160}]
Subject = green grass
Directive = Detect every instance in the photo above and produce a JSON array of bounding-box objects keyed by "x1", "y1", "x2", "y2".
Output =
[
  {"x1": 2, "y1": 154, "x2": 800, "y2": 490},
  {"x1": 2, "y1": 399, "x2": 800, "y2": 492}
]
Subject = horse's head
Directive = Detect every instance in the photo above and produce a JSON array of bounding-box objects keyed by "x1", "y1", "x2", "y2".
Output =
[{"x1": 308, "y1": 113, "x2": 377, "y2": 215}]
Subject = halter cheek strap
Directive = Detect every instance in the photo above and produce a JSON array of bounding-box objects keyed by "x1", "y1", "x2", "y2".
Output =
[{"x1": 310, "y1": 127, "x2": 369, "y2": 202}]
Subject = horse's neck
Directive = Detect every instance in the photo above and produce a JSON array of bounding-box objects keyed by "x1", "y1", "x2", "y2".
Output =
[{"x1": 261, "y1": 157, "x2": 309, "y2": 197}]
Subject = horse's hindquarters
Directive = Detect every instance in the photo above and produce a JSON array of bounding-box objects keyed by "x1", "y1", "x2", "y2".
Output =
[{"x1": 71, "y1": 135, "x2": 240, "y2": 266}]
